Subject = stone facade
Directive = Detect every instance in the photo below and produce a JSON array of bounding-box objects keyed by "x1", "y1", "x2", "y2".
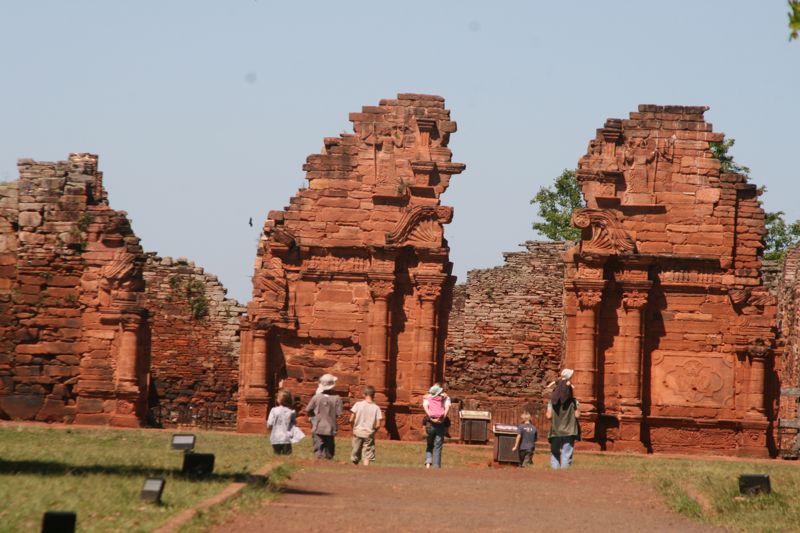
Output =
[
  {"x1": 142, "y1": 254, "x2": 245, "y2": 428},
  {"x1": 445, "y1": 241, "x2": 569, "y2": 401},
  {"x1": 240, "y1": 94, "x2": 465, "y2": 438},
  {"x1": 565, "y1": 106, "x2": 777, "y2": 456},
  {"x1": 0, "y1": 154, "x2": 149, "y2": 426}
]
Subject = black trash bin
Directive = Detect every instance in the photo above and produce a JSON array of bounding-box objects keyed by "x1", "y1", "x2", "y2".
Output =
[{"x1": 493, "y1": 423, "x2": 519, "y2": 464}]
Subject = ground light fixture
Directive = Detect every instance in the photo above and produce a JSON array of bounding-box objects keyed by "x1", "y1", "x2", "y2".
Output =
[
  {"x1": 41, "y1": 511, "x2": 76, "y2": 533},
  {"x1": 170, "y1": 433, "x2": 196, "y2": 451},
  {"x1": 182, "y1": 452, "x2": 215, "y2": 477},
  {"x1": 739, "y1": 474, "x2": 771, "y2": 495},
  {"x1": 140, "y1": 477, "x2": 166, "y2": 503},
  {"x1": 170, "y1": 433, "x2": 215, "y2": 476}
]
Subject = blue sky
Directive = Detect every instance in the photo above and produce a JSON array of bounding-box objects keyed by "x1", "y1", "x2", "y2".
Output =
[{"x1": 1, "y1": 1, "x2": 798, "y2": 302}]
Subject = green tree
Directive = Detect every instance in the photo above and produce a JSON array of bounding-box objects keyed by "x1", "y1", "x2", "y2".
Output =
[
  {"x1": 530, "y1": 169, "x2": 585, "y2": 241},
  {"x1": 764, "y1": 211, "x2": 800, "y2": 261},
  {"x1": 710, "y1": 138, "x2": 751, "y2": 176},
  {"x1": 710, "y1": 138, "x2": 800, "y2": 261},
  {"x1": 790, "y1": 0, "x2": 800, "y2": 40}
]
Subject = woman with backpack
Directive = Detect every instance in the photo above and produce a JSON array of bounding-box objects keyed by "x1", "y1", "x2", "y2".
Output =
[
  {"x1": 422, "y1": 382, "x2": 451, "y2": 469},
  {"x1": 546, "y1": 368, "x2": 581, "y2": 469}
]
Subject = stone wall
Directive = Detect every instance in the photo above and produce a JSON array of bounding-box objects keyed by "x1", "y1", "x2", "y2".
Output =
[
  {"x1": 776, "y1": 245, "x2": 800, "y2": 439},
  {"x1": 445, "y1": 241, "x2": 569, "y2": 401},
  {"x1": 565, "y1": 105, "x2": 777, "y2": 456},
  {"x1": 142, "y1": 254, "x2": 245, "y2": 428},
  {"x1": 0, "y1": 154, "x2": 149, "y2": 426},
  {"x1": 240, "y1": 94, "x2": 465, "y2": 438}
]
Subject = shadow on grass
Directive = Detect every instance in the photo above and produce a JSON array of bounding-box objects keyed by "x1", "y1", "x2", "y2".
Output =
[{"x1": 0, "y1": 458, "x2": 242, "y2": 482}]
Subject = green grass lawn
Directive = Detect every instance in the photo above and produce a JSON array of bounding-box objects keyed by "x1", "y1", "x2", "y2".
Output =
[{"x1": 2, "y1": 424, "x2": 799, "y2": 533}]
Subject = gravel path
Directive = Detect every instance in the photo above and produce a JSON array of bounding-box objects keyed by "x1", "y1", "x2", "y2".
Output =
[{"x1": 213, "y1": 463, "x2": 726, "y2": 533}]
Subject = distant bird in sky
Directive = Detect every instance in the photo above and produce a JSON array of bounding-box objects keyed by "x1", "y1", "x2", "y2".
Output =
[{"x1": 248, "y1": 217, "x2": 253, "y2": 227}]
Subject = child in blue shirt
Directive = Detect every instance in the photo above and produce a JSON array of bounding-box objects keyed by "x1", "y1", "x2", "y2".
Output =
[{"x1": 512, "y1": 411, "x2": 538, "y2": 467}]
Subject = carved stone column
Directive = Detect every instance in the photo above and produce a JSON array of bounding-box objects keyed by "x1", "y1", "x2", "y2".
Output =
[
  {"x1": 367, "y1": 276, "x2": 394, "y2": 403},
  {"x1": 116, "y1": 318, "x2": 141, "y2": 391},
  {"x1": 249, "y1": 328, "x2": 269, "y2": 400},
  {"x1": 618, "y1": 284, "x2": 650, "y2": 416},
  {"x1": 572, "y1": 281, "x2": 605, "y2": 413},
  {"x1": 414, "y1": 275, "x2": 443, "y2": 395},
  {"x1": 746, "y1": 341, "x2": 769, "y2": 419}
]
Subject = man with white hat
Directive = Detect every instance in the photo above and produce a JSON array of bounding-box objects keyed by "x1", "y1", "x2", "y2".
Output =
[{"x1": 306, "y1": 373, "x2": 343, "y2": 460}]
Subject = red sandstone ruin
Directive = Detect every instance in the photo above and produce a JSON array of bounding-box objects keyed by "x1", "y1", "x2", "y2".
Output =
[
  {"x1": 564, "y1": 106, "x2": 777, "y2": 455},
  {"x1": 0, "y1": 154, "x2": 149, "y2": 425},
  {"x1": 239, "y1": 94, "x2": 464, "y2": 437}
]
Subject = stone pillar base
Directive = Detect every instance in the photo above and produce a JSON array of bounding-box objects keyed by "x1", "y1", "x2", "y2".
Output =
[
  {"x1": 614, "y1": 416, "x2": 647, "y2": 453},
  {"x1": 237, "y1": 399, "x2": 269, "y2": 433}
]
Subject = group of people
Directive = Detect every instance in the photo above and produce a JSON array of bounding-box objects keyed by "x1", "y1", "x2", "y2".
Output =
[
  {"x1": 266, "y1": 368, "x2": 581, "y2": 470},
  {"x1": 267, "y1": 373, "x2": 383, "y2": 465}
]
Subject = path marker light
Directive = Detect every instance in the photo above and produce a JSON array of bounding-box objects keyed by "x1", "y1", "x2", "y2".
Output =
[
  {"x1": 140, "y1": 477, "x2": 166, "y2": 503},
  {"x1": 739, "y1": 474, "x2": 771, "y2": 495},
  {"x1": 170, "y1": 433, "x2": 196, "y2": 451},
  {"x1": 41, "y1": 511, "x2": 76, "y2": 533}
]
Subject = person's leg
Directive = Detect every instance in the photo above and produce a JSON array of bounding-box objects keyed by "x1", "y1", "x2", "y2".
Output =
[
  {"x1": 351, "y1": 436, "x2": 362, "y2": 464},
  {"x1": 549, "y1": 438, "x2": 562, "y2": 469},
  {"x1": 329, "y1": 434, "x2": 336, "y2": 459},
  {"x1": 561, "y1": 437, "x2": 575, "y2": 468},
  {"x1": 364, "y1": 435, "x2": 375, "y2": 466},
  {"x1": 432, "y1": 424, "x2": 445, "y2": 468},
  {"x1": 517, "y1": 447, "x2": 525, "y2": 467},
  {"x1": 425, "y1": 426, "x2": 435, "y2": 466},
  {"x1": 285, "y1": 443, "x2": 293, "y2": 455},
  {"x1": 522, "y1": 449, "x2": 533, "y2": 467},
  {"x1": 312, "y1": 433, "x2": 323, "y2": 458}
]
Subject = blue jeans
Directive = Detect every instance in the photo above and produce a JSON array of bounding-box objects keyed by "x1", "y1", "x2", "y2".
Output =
[
  {"x1": 549, "y1": 436, "x2": 575, "y2": 469},
  {"x1": 425, "y1": 423, "x2": 446, "y2": 468}
]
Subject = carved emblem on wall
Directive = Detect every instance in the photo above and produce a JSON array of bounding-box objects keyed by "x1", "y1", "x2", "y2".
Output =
[
  {"x1": 572, "y1": 208, "x2": 636, "y2": 254},
  {"x1": 386, "y1": 206, "x2": 453, "y2": 246},
  {"x1": 651, "y1": 351, "x2": 734, "y2": 409}
]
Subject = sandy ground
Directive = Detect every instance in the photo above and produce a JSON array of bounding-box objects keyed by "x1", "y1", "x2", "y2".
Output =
[{"x1": 212, "y1": 463, "x2": 727, "y2": 533}]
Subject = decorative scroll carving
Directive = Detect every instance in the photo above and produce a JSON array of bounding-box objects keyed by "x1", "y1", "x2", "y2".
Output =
[
  {"x1": 572, "y1": 208, "x2": 636, "y2": 254},
  {"x1": 386, "y1": 206, "x2": 453, "y2": 246},
  {"x1": 100, "y1": 251, "x2": 138, "y2": 291},
  {"x1": 271, "y1": 227, "x2": 296, "y2": 249},
  {"x1": 254, "y1": 256, "x2": 287, "y2": 309}
]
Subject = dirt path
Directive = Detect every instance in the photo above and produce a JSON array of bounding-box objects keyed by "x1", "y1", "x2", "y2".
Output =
[{"x1": 213, "y1": 464, "x2": 726, "y2": 533}]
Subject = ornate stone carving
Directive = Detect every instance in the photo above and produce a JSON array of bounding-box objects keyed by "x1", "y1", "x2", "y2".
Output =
[
  {"x1": 572, "y1": 208, "x2": 636, "y2": 254},
  {"x1": 385, "y1": 205, "x2": 453, "y2": 246},
  {"x1": 576, "y1": 289, "x2": 603, "y2": 310},
  {"x1": 651, "y1": 351, "x2": 734, "y2": 409},
  {"x1": 622, "y1": 290, "x2": 649, "y2": 311},
  {"x1": 369, "y1": 279, "x2": 394, "y2": 300},
  {"x1": 416, "y1": 283, "x2": 442, "y2": 302}
]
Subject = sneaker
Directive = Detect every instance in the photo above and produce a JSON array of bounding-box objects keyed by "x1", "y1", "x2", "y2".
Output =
[{"x1": 425, "y1": 463, "x2": 431, "y2": 469}]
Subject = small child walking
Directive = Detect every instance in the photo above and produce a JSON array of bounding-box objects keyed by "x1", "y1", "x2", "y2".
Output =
[
  {"x1": 512, "y1": 411, "x2": 538, "y2": 467},
  {"x1": 268, "y1": 390, "x2": 298, "y2": 455},
  {"x1": 349, "y1": 385, "x2": 383, "y2": 466}
]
